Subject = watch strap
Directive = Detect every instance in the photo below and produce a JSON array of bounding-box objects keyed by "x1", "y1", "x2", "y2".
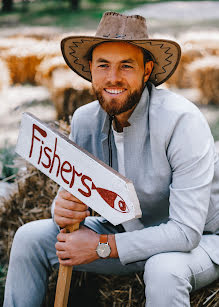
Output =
[{"x1": 99, "y1": 234, "x2": 108, "y2": 244}]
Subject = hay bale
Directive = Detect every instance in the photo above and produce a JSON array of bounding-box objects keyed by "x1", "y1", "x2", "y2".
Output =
[
  {"x1": 166, "y1": 45, "x2": 204, "y2": 88},
  {"x1": 5, "y1": 27, "x2": 63, "y2": 41},
  {"x1": 35, "y1": 56, "x2": 69, "y2": 87},
  {"x1": 49, "y1": 68, "x2": 94, "y2": 120},
  {"x1": 166, "y1": 31, "x2": 219, "y2": 89},
  {"x1": 0, "y1": 161, "x2": 59, "y2": 261},
  {"x1": 189, "y1": 56, "x2": 219, "y2": 104},
  {"x1": 1, "y1": 39, "x2": 61, "y2": 84},
  {"x1": 0, "y1": 58, "x2": 11, "y2": 91},
  {"x1": 179, "y1": 31, "x2": 219, "y2": 56},
  {"x1": 36, "y1": 55, "x2": 94, "y2": 120}
]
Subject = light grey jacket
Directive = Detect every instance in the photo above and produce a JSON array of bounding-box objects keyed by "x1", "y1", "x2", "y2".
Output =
[{"x1": 61, "y1": 83, "x2": 219, "y2": 266}]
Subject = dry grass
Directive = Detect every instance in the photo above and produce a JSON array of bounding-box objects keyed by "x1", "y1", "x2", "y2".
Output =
[{"x1": 0, "y1": 157, "x2": 218, "y2": 306}]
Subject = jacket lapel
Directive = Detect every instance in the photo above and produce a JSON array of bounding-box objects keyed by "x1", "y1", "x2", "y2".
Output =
[{"x1": 124, "y1": 85, "x2": 150, "y2": 184}]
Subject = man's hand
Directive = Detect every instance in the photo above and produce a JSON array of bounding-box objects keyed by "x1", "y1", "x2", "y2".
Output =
[
  {"x1": 55, "y1": 226, "x2": 99, "y2": 266},
  {"x1": 54, "y1": 190, "x2": 90, "y2": 228}
]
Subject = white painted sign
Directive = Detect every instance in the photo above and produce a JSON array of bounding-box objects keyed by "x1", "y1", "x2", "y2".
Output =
[{"x1": 16, "y1": 113, "x2": 141, "y2": 225}]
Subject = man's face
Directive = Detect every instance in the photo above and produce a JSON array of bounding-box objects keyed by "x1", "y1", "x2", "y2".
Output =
[{"x1": 89, "y1": 42, "x2": 153, "y2": 116}]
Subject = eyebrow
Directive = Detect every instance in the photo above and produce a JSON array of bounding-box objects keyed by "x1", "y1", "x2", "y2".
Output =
[{"x1": 96, "y1": 58, "x2": 136, "y2": 64}]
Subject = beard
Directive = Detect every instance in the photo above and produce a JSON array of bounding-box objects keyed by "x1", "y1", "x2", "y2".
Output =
[{"x1": 92, "y1": 78, "x2": 145, "y2": 116}]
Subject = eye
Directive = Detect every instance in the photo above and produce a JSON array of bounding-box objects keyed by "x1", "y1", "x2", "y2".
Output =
[
  {"x1": 114, "y1": 196, "x2": 129, "y2": 213},
  {"x1": 98, "y1": 64, "x2": 109, "y2": 68},
  {"x1": 122, "y1": 64, "x2": 133, "y2": 69}
]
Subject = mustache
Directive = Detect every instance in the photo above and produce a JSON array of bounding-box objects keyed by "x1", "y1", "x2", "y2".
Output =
[{"x1": 103, "y1": 82, "x2": 126, "y2": 88}]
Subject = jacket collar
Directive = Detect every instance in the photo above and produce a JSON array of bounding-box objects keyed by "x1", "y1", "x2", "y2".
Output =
[
  {"x1": 100, "y1": 84, "x2": 151, "y2": 171},
  {"x1": 101, "y1": 84, "x2": 150, "y2": 135}
]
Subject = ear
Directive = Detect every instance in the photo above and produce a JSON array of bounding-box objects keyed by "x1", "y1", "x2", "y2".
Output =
[{"x1": 144, "y1": 61, "x2": 154, "y2": 83}]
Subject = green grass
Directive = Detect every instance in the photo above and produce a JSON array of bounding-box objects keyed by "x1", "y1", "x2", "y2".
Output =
[{"x1": 0, "y1": 144, "x2": 18, "y2": 181}]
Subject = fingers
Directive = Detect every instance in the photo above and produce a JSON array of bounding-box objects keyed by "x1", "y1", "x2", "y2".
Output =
[
  {"x1": 59, "y1": 190, "x2": 85, "y2": 205},
  {"x1": 54, "y1": 209, "x2": 90, "y2": 228},
  {"x1": 56, "y1": 197, "x2": 88, "y2": 212},
  {"x1": 55, "y1": 206, "x2": 90, "y2": 221},
  {"x1": 55, "y1": 238, "x2": 72, "y2": 265},
  {"x1": 54, "y1": 190, "x2": 90, "y2": 228},
  {"x1": 56, "y1": 233, "x2": 66, "y2": 242}
]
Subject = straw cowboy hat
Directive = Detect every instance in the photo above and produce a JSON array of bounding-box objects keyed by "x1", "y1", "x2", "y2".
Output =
[{"x1": 61, "y1": 11, "x2": 181, "y2": 86}]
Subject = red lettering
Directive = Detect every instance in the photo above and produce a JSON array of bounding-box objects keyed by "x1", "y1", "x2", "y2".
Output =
[
  {"x1": 78, "y1": 175, "x2": 92, "y2": 197},
  {"x1": 69, "y1": 165, "x2": 82, "y2": 188},
  {"x1": 41, "y1": 146, "x2": 52, "y2": 169},
  {"x1": 37, "y1": 141, "x2": 44, "y2": 165},
  {"x1": 29, "y1": 124, "x2": 47, "y2": 158},
  {"x1": 61, "y1": 161, "x2": 72, "y2": 184},
  {"x1": 49, "y1": 138, "x2": 61, "y2": 177}
]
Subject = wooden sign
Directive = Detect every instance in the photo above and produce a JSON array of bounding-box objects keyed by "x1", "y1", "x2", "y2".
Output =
[{"x1": 16, "y1": 112, "x2": 142, "y2": 225}]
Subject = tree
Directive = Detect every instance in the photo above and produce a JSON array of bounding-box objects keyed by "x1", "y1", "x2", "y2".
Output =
[
  {"x1": 70, "y1": 0, "x2": 79, "y2": 10},
  {"x1": 2, "y1": 0, "x2": 13, "y2": 12}
]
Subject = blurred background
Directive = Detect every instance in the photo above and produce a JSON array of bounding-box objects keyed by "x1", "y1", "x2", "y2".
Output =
[{"x1": 0, "y1": 0, "x2": 219, "y2": 306}]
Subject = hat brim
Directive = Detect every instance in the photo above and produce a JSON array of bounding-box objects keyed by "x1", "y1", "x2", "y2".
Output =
[{"x1": 61, "y1": 36, "x2": 181, "y2": 87}]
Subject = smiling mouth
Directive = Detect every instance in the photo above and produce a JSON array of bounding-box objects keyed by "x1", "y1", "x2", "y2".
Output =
[{"x1": 104, "y1": 88, "x2": 126, "y2": 95}]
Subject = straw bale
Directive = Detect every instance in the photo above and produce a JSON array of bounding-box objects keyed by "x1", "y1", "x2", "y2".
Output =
[
  {"x1": 5, "y1": 27, "x2": 63, "y2": 41},
  {"x1": 56, "y1": 30, "x2": 95, "y2": 42},
  {"x1": 0, "y1": 162, "x2": 59, "y2": 261},
  {"x1": 179, "y1": 31, "x2": 219, "y2": 56},
  {"x1": 166, "y1": 45, "x2": 204, "y2": 88},
  {"x1": 36, "y1": 55, "x2": 94, "y2": 120},
  {"x1": 1, "y1": 39, "x2": 61, "y2": 84},
  {"x1": 50, "y1": 68, "x2": 94, "y2": 120},
  {"x1": 0, "y1": 58, "x2": 11, "y2": 91},
  {"x1": 35, "y1": 56, "x2": 69, "y2": 87},
  {"x1": 166, "y1": 31, "x2": 219, "y2": 89},
  {"x1": 189, "y1": 56, "x2": 219, "y2": 104},
  {"x1": 0, "y1": 38, "x2": 38, "y2": 53}
]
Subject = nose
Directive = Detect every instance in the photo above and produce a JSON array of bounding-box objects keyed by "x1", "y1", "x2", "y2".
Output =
[{"x1": 107, "y1": 66, "x2": 122, "y2": 84}]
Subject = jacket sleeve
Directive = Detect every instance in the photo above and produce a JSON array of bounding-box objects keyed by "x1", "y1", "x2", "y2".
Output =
[{"x1": 115, "y1": 111, "x2": 215, "y2": 265}]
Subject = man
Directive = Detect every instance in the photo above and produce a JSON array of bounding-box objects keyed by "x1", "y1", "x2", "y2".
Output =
[{"x1": 4, "y1": 11, "x2": 219, "y2": 306}]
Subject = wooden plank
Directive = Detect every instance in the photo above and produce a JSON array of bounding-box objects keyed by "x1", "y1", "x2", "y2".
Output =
[
  {"x1": 54, "y1": 223, "x2": 79, "y2": 307},
  {"x1": 16, "y1": 112, "x2": 142, "y2": 226}
]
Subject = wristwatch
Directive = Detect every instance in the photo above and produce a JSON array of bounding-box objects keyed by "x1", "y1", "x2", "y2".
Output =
[{"x1": 96, "y1": 234, "x2": 111, "y2": 258}]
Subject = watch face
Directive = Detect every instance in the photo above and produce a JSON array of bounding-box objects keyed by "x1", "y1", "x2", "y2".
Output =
[{"x1": 96, "y1": 243, "x2": 111, "y2": 258}]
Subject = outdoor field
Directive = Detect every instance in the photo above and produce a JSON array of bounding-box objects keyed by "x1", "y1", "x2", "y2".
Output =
[{"x1": 0, "y1": 0, "x2": 219, "y2": 306}]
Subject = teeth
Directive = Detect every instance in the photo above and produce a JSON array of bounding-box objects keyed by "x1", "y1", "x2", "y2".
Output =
[{"x1": 105, "y1": 89, "x2": 125, "y2": 94}]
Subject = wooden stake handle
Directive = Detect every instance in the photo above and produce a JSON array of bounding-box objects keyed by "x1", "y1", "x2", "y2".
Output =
[{"x1": 54, "y1": 223, "x2": 80, "y2": 307}]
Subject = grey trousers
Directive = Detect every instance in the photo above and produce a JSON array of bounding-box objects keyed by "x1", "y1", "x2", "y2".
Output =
[{"x1": 3, "y1": 217, "x2": 219, "y2": 307}]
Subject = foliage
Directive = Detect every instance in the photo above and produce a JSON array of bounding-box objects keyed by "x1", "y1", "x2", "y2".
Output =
[
  {"x1": 2, "y1": 0, "x2": 13, "y2": 12},
  {"x1": 0, "y1": 145, "x2": 18, "y2": 181},
  {"x1": 0, "y1": 0, "x2": 156, "y2": 27}
]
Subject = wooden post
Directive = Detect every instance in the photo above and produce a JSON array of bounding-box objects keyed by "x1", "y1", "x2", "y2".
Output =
[{"x1": 54, "y1": 223, "x2": 80, "y2": 307}]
